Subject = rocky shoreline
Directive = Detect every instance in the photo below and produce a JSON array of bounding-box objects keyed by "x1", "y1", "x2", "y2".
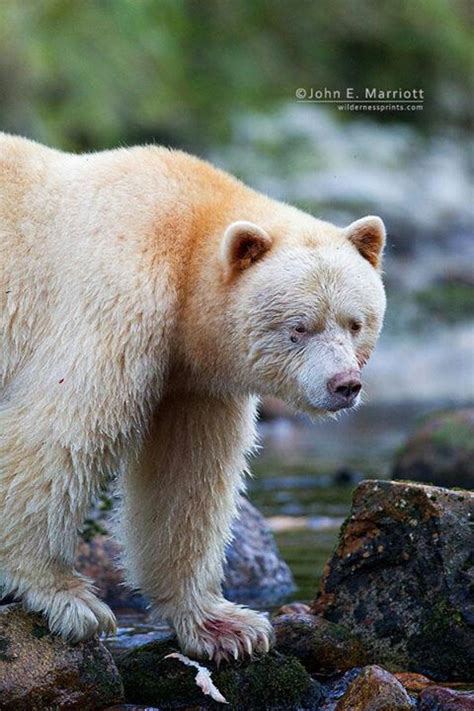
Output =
[{"x1": 1, "y1": 476, "x2": 473, "y2": 710}]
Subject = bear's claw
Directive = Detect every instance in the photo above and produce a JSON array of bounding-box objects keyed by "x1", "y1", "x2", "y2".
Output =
[
  {"x1": 176, "y1": 600, "x2": 274, "y2": 664},
  {"x1": 23, "y1": 584, "x2": 117, "y2": 642}
]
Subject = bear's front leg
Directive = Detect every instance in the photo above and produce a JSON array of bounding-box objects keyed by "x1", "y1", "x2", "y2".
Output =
[
  {"x1": 0, "y1": 413, "x2": 116, "y2": 641},
  {"x1": 120, "y1": 393, "x2": 273, "y2": 663}
]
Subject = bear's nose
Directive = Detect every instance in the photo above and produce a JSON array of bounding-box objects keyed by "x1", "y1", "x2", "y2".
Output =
[{"x1": 327, "y1": 370, "x2": 362, "y2": 407}]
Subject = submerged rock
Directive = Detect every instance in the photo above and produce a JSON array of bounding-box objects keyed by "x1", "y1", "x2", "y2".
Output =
[
  {"x1": 393, "y1": 409, "x2": 474, "y2": 489},
  {"x1": 77, "y1": 495, "x2": 295, "y2": 611},
  {"x1": 334, "y1": 665, "x2": 412, "y2": 710},
  {"x1": 313, "y1": 480, "x2": 474, "y2": 680},
  {"x1": 272, "y1": 612, "x2": 367, "y2": 675},
  {"x1": 0, "y1": 603, "x2": 124, "y2": 710},
  {"x1": 117, "y1": 638, "x2": 319, "y2": 709}
]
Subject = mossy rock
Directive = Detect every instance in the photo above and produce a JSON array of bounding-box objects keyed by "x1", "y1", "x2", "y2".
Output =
[
  {"x1": 0, "y1": 604, "x2": 124, "y2": 710},
  {"x1": 273, "y1": 612, "x2": 368, "y2": 675},
  {"x1": 313, "y1": 480, "x2": 474, "y2": 681},
  {"x1": 393, "y1": 409, "x2": 474, "y2": 489},
  {"x1": 118, "y1": 638, "x2": 318, "y2": 709}
]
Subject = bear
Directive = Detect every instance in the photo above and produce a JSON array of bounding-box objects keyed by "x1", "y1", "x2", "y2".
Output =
[{"x1": 0, "y1": 132, "x2": 386, "y2": 662}]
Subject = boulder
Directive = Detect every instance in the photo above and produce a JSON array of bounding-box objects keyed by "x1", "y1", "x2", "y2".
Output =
[
  {"x1": 77, "y1": 495, "x2": 295, "y2": 611},
  {"x1": 223, "y1": 496, "x2": 296, "y2": 605},
  {"x1": 117, "y1": 638, "x2": 320, "y2": 710},
  {"x1": 334, "y1": 665, "x2": 412, "y2": 710},
  {"x1": 313, "y1": 480, "x2": 474, "y2": 680},
  {"x1": 0, "y1": 603, "x2": 124, "y2": 710},
  {"x1": 418, "y1": 686, "x2": 474, "y2": 710},
  {"x1": 393, "y1": 409, "x2": 474, "y2": 489},
  {"x1": 272, "y1": 612, "x2": 367, "y2": 675}
]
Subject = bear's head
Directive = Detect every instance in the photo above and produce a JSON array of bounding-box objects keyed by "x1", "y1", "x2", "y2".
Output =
[{"x1": 184, "y1": 211, "x2": 386, "y2": 416}]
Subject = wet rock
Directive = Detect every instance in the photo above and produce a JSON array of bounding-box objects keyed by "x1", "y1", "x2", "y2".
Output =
[
  {"x1": 117, "y1": 638, "x2": 319, "y2": 709},
  {"x1": 273, "y1": 612, "x2": 367, "y2": 675},
  {"x1": 393, "y1": 409, "x2": 474, "y2": 489},
  {"x1": 313, "y1": 480, "x2": 474, "y2": 680},
  {"x1": 334, "y1": 665, "x2": 412, "y2": 710},
  {"x1": 77, "y1": 495, "x2": 295, "y2": 611},
  {"x1": 0, "y1": 603, "x2": 124, "y2": 710},
  {"x1": 418, "y1": 686, "x2": 474, "y2": 710}
]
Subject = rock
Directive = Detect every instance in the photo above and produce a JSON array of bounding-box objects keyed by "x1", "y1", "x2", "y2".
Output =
[
  {"x1": 418, "y1": 686, "x2": 474, "y2": 710},
  {"x1": 334, "y1": 665, "x2": 412, "y2": 710},
  {"x1": 117, "y1": 638, "x2": 319, "y2": 710},
  {"x1": 0, "y1": 603, "x2": 124, "y2": 710},
  {"x1": 276, "y1": 602, "x2": 311, "y2": 616},
  {"x1": 313, "y1": 480, "x2": 474, "y2": 681},
  {"x1": 393, "y1": 672, "x2": 434, "y2": 693},
  {"x1": 223, "y1": 496, "x2": 296, "y2": 606},
  {"x1": 272, "y1": 612, "x2": 367, "y2": 675},
  {"x1": 393, "y1": 409, "x2": 474, "y2": 489},
  {"x1": 76, "y1": 536, "x2": 147, "y2": 612},
  {"x1": 77, "y1": 495, "x2": 295, "y2": 611}
]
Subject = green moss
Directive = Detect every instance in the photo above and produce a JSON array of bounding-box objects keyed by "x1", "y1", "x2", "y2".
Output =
[
  {"x1": 119, "y1": 640, "x2": 203, "y2": 706},
  {"x1": 76, "y1": 644, "x2": 124, "y2": 705},
  {"x1": 215, "y1": 653, "x2": 311, "y2": 710},
  {"x1": 119, "y1": 641, "x2": 312, "y2": 709},
  {"x1": 406, "y1": 597, "x2": 472, "y2": 679}
]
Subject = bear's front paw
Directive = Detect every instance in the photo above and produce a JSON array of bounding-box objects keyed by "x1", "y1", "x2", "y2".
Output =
[
  {"x1": 24, "y1": 584, "x2": 117, "y2": 643},
  {"x1": 176, "y1": 601, "x2": 274, "y2": 665}
]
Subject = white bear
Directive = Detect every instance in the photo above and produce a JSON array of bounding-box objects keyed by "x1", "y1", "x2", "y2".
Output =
[{"x1": 0, "y1": 133, "x2": 386, "y2": 662}]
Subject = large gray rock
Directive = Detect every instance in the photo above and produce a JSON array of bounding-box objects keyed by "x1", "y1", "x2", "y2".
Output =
[
  {"x1": 0, "y1": 604, "x2": 124, "y2": 710},
  {"x1": 223, "y1": 496, "x2": 296, "y2": 605},
  {"x1": 313, "y1": 480, "x2": 474, "y2": 681},
  {"x1": 77, "y1": 495, "x2": 295, "y2": 611},
  {"x1": 393, "y1": 409, "x2": 474, "y2": 489}
]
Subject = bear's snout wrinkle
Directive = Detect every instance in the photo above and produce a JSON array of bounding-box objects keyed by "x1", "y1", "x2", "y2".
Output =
[{"x1": 327, "y1": 369, "x2": 362, "y2": 409}]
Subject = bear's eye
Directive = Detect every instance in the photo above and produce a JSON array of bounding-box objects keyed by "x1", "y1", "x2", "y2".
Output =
[
  {"x1": 290, "y1": 323, "x2": 307, "y2": 344},
  {"x1": 349, "y1": 320, "x2": 362, "y2": 334}
]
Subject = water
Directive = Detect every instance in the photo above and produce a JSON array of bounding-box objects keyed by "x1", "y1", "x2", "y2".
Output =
[{"x1": 247, "y1": 400, "x2": 456, "y2": 602}]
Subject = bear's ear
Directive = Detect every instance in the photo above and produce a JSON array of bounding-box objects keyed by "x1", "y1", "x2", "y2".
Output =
[
  {"x1": 345, "y1": 216, "x2": 386, "y2": 270},
  {"x1": 220, "y1": 221, "x2": 273, "y2": 279}
]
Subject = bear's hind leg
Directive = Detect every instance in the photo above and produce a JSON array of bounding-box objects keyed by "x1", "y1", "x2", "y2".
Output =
[
  {"x1": 0, "y1": 421, "x2": 116, "y2": 641},
  {"x1": 120, "y1": 393, "x2": 273, "y2": 663}
]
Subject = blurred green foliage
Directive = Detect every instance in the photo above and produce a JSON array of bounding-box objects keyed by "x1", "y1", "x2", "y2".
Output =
[
  {"x1": 416, "y1": 281, "x2": 474, "y2": 323},
  {"x1": 0, "y1": 0, "x2": 472, "y2": 152}
]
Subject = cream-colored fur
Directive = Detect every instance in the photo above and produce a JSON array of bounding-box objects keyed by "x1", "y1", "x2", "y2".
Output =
[{"x1": 0, "y1": 133, "x2": 386, "y2": 660}]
